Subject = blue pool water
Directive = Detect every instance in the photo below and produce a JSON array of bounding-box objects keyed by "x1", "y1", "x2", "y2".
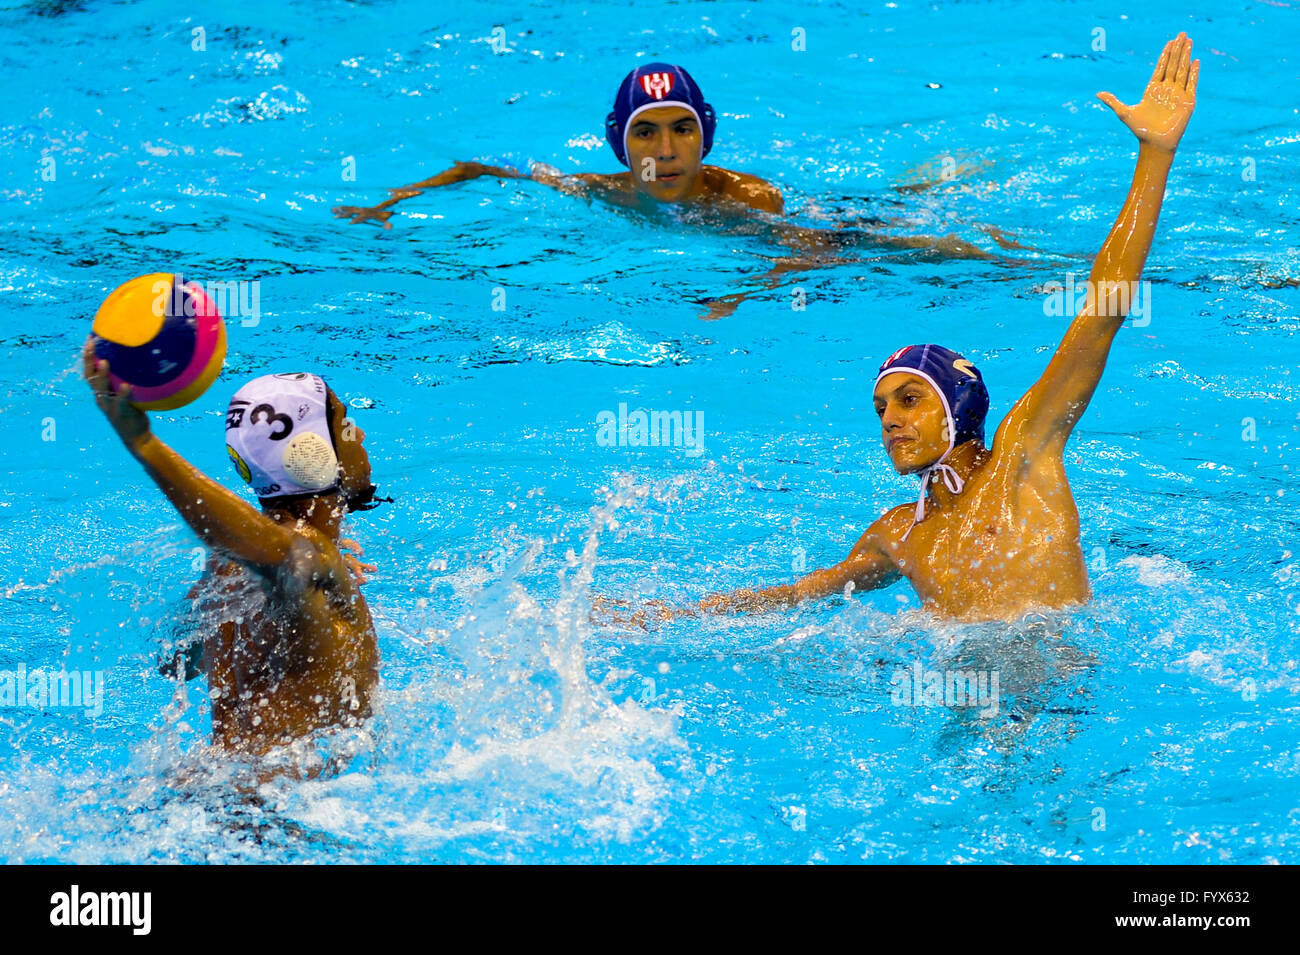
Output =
[{"x1": 2, "y1": 0, "x2": 1298, "y2": 863}]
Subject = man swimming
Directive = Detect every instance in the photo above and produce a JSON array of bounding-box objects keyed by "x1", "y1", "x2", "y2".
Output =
[
  {"x1": 334, "y1": 60, "x2": 1020, "y2": 321},
  {"x1": 333, "y1": 62, "x2": 782, "y2": 226},
  {"x1": 625, "y1": 32, "x2": 1199, "y2": 623},
  {"x1": 84, "y1": 344, "x2": 385, "y2": 754}
]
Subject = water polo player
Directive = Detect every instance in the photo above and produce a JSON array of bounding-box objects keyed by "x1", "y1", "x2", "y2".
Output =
[
  {"x1": 333, "y1": 62, "x2": 784, "y2": 227},
  {"x1": 83, "y1": 347, "x2": 388, "y2": 754},
  {"x1": 636, "y1": 33, "x2": 1199, "y2": 622},
  {"x1": 333, "y1": 60, "x2": 1020, "y2": 323}
]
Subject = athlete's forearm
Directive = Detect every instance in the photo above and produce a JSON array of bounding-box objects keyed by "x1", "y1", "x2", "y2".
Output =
[
  {"x1": 130, "y1": 434, "x2": 291, "y2": 571},
  {"x1": 1013, "y1": 146, "x2": 1177, "y2": 446},
  {"x1": 776, "y1": 221, "x2": 1016, "y2": 267},
  {"x1": 696, "y1": 583, "x2": 800, "y2": 616},
  {"x1": 696, "y1": 561, "x2": 864, "y2": 616},
  {"x1": 1055, "y1": 145, "x2": 1174, "y2": 363},
  {"x1": 411, "y1": 162, "x2": 524, "y2": 192},
  {"x1": 1001, "y1": 34, "x2": 1196, "y2": 449},
  {"x1": 370, "y1": 163, "x2": 528, "y2": 210},
  {"x1": 1087, "y1": 143, "x2": 1174, "y2": 319},
  {"x1": 1083, "y1": 30, "x2": 1196, "y2": 319}
]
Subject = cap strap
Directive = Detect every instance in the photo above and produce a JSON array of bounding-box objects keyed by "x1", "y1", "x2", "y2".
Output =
[{"x1": 901, "y1": 462, "x2": 965, "y2": 542}]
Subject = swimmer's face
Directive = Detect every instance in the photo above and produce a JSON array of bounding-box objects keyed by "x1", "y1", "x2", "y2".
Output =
[
  {"x1": 327, "y1": 389, "x2": 373, "y2": 505},
  {"x1": 873, "y1": 373, "x2": 950, "y2": 474},
  {"x1": 624, "y1": 106, "x2": 705, "y2": 203}
]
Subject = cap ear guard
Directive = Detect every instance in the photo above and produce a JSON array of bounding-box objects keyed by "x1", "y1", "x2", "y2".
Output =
[
  {"x1": 700, "y1": 102, "x2": 716, "y2": 159},
  {"x1": 281, "y1": 431, "x2": 340, "y2": 491},
  {"x1": 951, "y1": 377, "x2": 990, "y2": 446},
  {"x1": 605, "y1": 110, "x2": 627, "y2": 166},
  {"x1": 224, "y1": 373, "x2": 340, "y2": 501},
  {"x1": 876, "y1": 344, "x2": 989, "y2": 448}
]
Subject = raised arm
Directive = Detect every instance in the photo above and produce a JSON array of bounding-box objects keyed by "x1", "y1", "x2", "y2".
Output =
[
  {"x1": 1003, "y1": 33, "x2": 1198, "y2": 456},
  {"x1": 83, "y1": 339, "x2": 301, "y2": 578}
]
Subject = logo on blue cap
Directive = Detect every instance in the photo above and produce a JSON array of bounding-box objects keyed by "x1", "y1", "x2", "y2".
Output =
[{"x1": 605, "y1": 63, "x2": 717, "y2": 167}]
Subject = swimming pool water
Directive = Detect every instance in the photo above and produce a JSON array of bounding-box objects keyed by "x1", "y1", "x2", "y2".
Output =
[{"x1": 1, "y1": 0, "x2": 1298, "y2": 863}]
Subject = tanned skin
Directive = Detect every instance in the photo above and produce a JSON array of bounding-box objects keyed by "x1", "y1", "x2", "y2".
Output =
[
  {"x1": 83, "y1": 341, "x2": 379, "y2": 755},
  {"x1": 333, "y1": 103, "x2": 1032, "y2": 320},
  {"x1": 333, "y1": 105, "x2": 782, "y2": 226},
  {"x1": 613, "y1": 33, "x2": 1199, "y2": 624}
]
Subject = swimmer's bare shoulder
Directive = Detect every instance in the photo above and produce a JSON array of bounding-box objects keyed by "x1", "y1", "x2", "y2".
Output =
[
  {"x1": 841, "y1": 504, "x2": 913, "y2": 588},
  {"x1": 277, "y1": 526, "x2": 376, "y2": 671},
  {"x1": 534, "y1": 166, "x2": 783, "y2": 215},
  {"x1": 862, "y1": 503, "x2": 921, "y2": 555},
  {"x1": 701, "y1": 166, "x2": 784, "y2": 213}
]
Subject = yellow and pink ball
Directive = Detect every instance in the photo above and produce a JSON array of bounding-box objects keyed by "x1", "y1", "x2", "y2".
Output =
[{"x1": 91, "y1": 273, "x2": 227, "y2": 411}]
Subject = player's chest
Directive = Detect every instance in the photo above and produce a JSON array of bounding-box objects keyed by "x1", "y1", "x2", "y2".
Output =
[{"x1": 899, "y1": 495, "x2": 1026, "y2": 588}]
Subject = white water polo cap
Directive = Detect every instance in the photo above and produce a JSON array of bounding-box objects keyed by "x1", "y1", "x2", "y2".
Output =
[{"x1": 225, "y1": 373, "x2": 340, "y2": 501}]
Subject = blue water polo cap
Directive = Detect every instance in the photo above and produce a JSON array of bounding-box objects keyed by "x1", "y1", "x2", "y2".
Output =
[
  {"x1": 605, "y1": 63, "x2": 716, "y2": 167},
  {"x1": 875, "y1": 344, "x2": 989, "y2": 448}
]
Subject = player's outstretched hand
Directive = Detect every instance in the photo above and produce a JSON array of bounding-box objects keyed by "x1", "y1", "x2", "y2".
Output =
[
  {"x1": 332, "y1": 205, "x2": 394, "y2": 229},
  {"x1": 1097, "y1": 32, "x2": 1199, "y2": 154}
]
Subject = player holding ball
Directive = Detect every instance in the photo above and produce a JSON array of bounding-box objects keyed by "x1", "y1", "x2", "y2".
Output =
[{"x1": 83, "y1": 274, "x2": 387, "y2": 758}]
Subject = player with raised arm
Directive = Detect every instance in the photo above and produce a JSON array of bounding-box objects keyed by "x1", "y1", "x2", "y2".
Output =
[
  {"x1": 651, "y1": 32, "x2": 1199, "y2": 623},
  {"x1": 84, "y1": 346, "x2": 387, "y2": 755}
]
